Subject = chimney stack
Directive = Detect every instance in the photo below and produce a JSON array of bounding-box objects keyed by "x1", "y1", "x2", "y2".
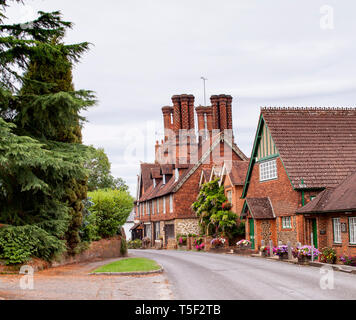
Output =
[
  {"x1": 162, "y1": 106, "x2": 173, "y2": 142},
  {"x1": 211, "y1": 94, "x2": 233, "y2": 132}
]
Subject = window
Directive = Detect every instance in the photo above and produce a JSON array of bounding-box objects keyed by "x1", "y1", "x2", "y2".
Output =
[
  {"x1": 259, "y1": 159, "x2": 277, "y2": 182},
  {"x1": 152, "y1": 200, "x2": 154, "y2": 214},
  {"x1": 157, "y1": 199, "x2": 159, "y2": 214},
  {"x1": 333, "y1": 218, "x2": 341, "y2": 243},
  {"x1": 227, "y1": 190, "x2": 232, "y2": 203},
  {"x1": 169, "y1": 194, "x2": 173, "y2": 213},
  {"x1": 282, "y1": 216, "x2": 292, "y2": 229},
  {"x1": 162, "y1": 175, "x2": 166, "y2": 185},
  {"x1": 163, "y1": 197, "x2": 166, "y2": 214},
  {"x1": 349, "y1": 217, "x2": 356, "y2": 244},
  {"x1": 153, "y1": 178, "x2": 156, "y2": 188},
  {"x1": 175, "y1": 168, "x2": 179, "y2": 182}
]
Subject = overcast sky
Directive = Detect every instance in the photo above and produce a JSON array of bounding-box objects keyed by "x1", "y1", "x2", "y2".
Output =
[{"x1": 6, "y1": 0, "x2": 356, "y2": 195}]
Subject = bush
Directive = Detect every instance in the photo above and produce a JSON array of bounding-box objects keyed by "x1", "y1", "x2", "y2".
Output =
[
  {"x1": 0, "y1": 225, "x2": 66, "y2": 265},
  {"x1": 120, "y1": 238, "x2": 127, "y2": 255},
  {"x1": 320, "y1": 247, "x2": 337, "y2": 264},
  {"x1": 82, "y1": 189, "x2": 134, "y2": 240},
  {"x1": 176, "y1": 234, "x2": 187, "y2": 246},
  {"x1": 127, "y1": 239, "x2": 142, "y2": 249}
]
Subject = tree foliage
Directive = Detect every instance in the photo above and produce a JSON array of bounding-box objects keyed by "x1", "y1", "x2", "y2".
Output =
[
  {"x1": 192, "y1": 179, "x2": 237, "y2": 237},
  {"x1": 86, "y1": 146, "x2": 129, "y2": 192},
  {"x1": 81, "y1": 189, "x2": 134, "y2": 241},
  {"x1": 0, "y1": 4, "x2": 96, "y2": 262}
]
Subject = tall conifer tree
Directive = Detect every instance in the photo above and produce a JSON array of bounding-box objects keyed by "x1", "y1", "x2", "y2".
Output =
[{"x1": 0, "y1": 1, "x2": 96, "y2": 260}]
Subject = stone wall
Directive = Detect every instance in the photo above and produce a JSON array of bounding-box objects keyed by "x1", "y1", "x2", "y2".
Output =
[{"x1": 175, "y1": 218, "x2": 200, "y2": 235}]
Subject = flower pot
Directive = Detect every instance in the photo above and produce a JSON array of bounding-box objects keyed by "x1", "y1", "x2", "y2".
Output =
[
  {"x1": 278, "y1": 252, "x2": 289, "y2": 260},
  {"x1": 298, "y1": 256, "x2": 311, "y2": 264}
]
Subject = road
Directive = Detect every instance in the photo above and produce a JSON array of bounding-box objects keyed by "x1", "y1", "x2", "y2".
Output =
[{"x1": 131, "y1": 249, "x2": 356, "y2": 300}]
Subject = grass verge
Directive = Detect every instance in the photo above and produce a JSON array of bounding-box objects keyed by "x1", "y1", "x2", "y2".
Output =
[{"x1": 93, "y1": 257, "x2": 161, "y2": 273}]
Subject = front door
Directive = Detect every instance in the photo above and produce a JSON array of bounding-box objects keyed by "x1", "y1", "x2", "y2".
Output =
[
  {"x1": 312, "y1": 218, "x2": 318, "y2": 248},
  {"x1": 249, "y1": 218, "x2": 255, "y2": 249},
  {"x1": 165, "y1": 224, "x2": 175, "y2": 245}
]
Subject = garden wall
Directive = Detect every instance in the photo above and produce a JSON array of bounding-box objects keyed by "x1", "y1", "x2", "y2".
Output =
[{"x1": 52, "y1": 236, "x2": 125, "y2": 267}]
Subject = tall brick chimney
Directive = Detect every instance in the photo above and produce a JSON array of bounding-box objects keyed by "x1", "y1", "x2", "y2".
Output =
[
  {"x1": 195, "y1": 106, "x2": 213, "y2": 142},
  {"x1": 162, "y1": 106, "x2": 173, "y2": 142},
  {"x1": 211, "y1": 94, "x2": 233, "y2": 132},
  {"x1": 171, "y1": 94, "x2": 196, "y2": 165}
]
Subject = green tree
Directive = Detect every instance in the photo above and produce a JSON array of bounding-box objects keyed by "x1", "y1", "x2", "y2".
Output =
[
  {"x1": 0, "y1": 5, "x2": 96, "y2": 261},
  {"x1": 82, "y1": 189, "x2": 134, "y2": 240},
  {"x1": 86, "y1": 147, "x2": 129, "y2": 192},
  {"x1": 192, "y1": 179, "x2": 237, "y2": 237}
]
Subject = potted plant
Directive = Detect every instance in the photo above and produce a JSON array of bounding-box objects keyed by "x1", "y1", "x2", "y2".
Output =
[
  {"x1": 236, "y1": 239, "x2": 251, "y2": 249},
  {"x1": 142, "y1": 237, "x2": 151, "y2": 249},
  {"x1": 210, "y1": 237, "x2": 227, "y2": 252},
  {"x1": 275, "y1": 245, "x2": 289, "y2": 260},
  {"x1": 320, "y1": 247, "x2": 337, "y2": 264},
  {"x1": 292, "y1": 245, "x2": 320, "y2": 264},
  {"x1": 193, "y1": 237, "x2": 205, "y2": 251},
  {"x1": 177, "y1": 234, "x2": 188, "y2": 250},
  {"x1": 259, "y1": 246, "x2": 268, "y2": 257},
  {"x1": 340, "y1": 255, "x2": 356, "y2": 266}
]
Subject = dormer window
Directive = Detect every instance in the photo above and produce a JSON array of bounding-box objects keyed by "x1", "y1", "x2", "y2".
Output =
[
  {"x1": 153, "y1": 178, "x2": 156, "y2": 188},
  {"x1": 162, "y1": 174, "x2": 166, "y2": 185},
  {"x1": 175, "y1": 168, "x2": 179, "y2": 182}
]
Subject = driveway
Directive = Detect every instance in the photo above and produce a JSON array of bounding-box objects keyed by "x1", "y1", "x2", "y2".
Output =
[
  {"x1": 0, "y1": 256, "x2": 172, "y2": 300},
  {"x1": 131, "y1": 249, "x2": 356, "y2": 300}
]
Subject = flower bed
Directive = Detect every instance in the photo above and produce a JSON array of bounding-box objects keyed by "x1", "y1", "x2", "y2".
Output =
[
  {"x1": 292, "y1": 245, "x2": 320, "y2": 264},
  {"x1": 320, "y1": 247, "x2": 337, "y2": 264},
  {"x1": 193, "y1": 237, "x2": 205, "y2": 251},
  {"x1": 340, "y1": 255, "x2": 356, "y2": 267},
  {"x1": 236, "y1": 239, "x2": 250, "y2": 249},
  {"x1": 275, "y1": 245, "x2": 289, "y2": 260},
  {"x1": 210, "y1": 237, "x2": 226, "y2": 249}
]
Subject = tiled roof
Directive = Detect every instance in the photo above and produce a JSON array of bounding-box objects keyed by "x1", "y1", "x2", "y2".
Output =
[
  {"x1": 262, "y1": 107, "x2": 356, "y2": 189},
  {"x1": 140, "y1": 163, "x2": 160, "y2": 191},
  {"x1": 223, "y1": 160, "x2": 249, "y2": 186},
  {"x1": 139, "y1": 165, "x2": 194, "y2": 202},
  {"x1": 297, "y1": 171, "x2": 356, "y2": 214},
  {"x1": 245, "y1": 197, "x2": 275, "y2": 219}
]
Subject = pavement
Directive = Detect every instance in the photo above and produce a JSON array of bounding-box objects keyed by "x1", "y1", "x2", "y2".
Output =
[
  {"x1": 131, "y1": 249, "x2": 356, "y2": 300},
  {"x1": 0, "y1": 256, "x2": 173, "y2": 300}
]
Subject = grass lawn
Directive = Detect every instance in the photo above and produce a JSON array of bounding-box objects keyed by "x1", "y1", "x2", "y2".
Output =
[{"x1": 93, "y1": 257, "x2": 161, "y2": 273}]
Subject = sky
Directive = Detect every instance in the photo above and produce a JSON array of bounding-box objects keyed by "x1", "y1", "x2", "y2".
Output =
[{"x1": 5, "y1": 0, "x2": 356, "y2": 195}]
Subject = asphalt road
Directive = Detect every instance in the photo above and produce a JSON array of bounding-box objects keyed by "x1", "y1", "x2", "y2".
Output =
[{"x1": 130, "y1": 249, "x2": 356, "y2": 300}]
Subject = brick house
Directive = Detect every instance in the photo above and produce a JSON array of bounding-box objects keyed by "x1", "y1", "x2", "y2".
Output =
[
  {"x1": 297, "y1": 171, "x2": 356, "y2": 257},
  {"x1": 219, "y1": 160, "x2": 249, "y2": 218},
  {"x1": 135, "y1": 94, "x2": 248, "y2": 247},
  {"x1": 241, "y1": 107, "x2": 356, "y2": 250}
]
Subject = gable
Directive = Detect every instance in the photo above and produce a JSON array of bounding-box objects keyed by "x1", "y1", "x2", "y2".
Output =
[
  {"x1": 242, "y1": 114, "x2": 292, "y2": 198},
  {"x1": 256, "y1": 122, "x2": 278, "y2": 161}
]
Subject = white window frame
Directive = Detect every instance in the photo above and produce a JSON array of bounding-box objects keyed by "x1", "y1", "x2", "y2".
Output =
[
  {"x1": 169, "y1": 194, "x2": 173, "y2": 213},
  {"x1": 175, "y1": 168, "x2": 179, "y2": 182},
  {"x1": 333, "y1": 218, "x2": 341, "y2": 244},
  {"x1": 349, "y1": 217, "x2": 356, "y2": 245},
  {"x1": 163, "y1": 197, "x2": 166, "y2": 214},
  {"x1": 162, "y1": 174, "x2": 166, "y2": 185},
  {"x1": 259, "y1": 159, "x2": 277, "y2": 182},
  {"x1": 226, "y1": 190, "x2": 232, "y2": 203},
  {"x1": 282, "y1": 216, "x2": 292, "y2": 229}
]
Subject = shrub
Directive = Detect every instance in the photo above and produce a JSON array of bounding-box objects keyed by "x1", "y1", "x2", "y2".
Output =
[
  {"x1": 320, "y1": 247, "x2": 337, "y2": 264},
  {"x1": 340, "y1": 255, "x2": 356, "y2": 266},
  {"x1": 83, "y1": 189, "x2": 134, "y2": 239},
  {"x1": 120, "y1": 238, "x2": 127, "y2": 255},
  {"x1": 211, "y1": 237, "x2": 226, "y2": 248},
  {"x1": 0, "y1": 225, "x2": 66, "y2": 265},
  {"x1": 292, "y1": 245, "x2": 321, "y2": 259},
  {"x1": 127, "y1": 239, "x2": 142, "y2": 249},
  {"x1": 176, "y1": 234, "x2": 187, "y2": 246}
]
